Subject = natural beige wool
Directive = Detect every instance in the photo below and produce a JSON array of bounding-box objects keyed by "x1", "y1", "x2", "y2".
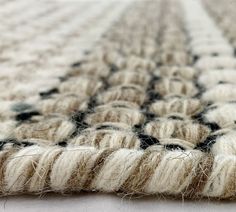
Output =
[
  {"x1": 69, "y1": 62, "x2": 110, "y2": 78},
  {"x1": 40, "y1": 94, "x2": 88, "y2": 116},
  {"x1": 50, "y1": 146, "x2": 98, "y2": 192},
  {"x1": 149, "y1": 97, "x2": 203, "y2": 117},
  {"x1": 157, "y1": 66, "x2": 197, "y2": 80},
  {"x1": 160, "y1": 42, "x2": 186, "y2": 52},
  {"x1": 160, "y1": 35, "x2": 186, "y2": 50},
  {"x1": 96, "y1": 100, "x2": 141, "y2": 110},
  {"x1": 1, "y1": 0, "x2": 236, "y2": 200},
  {"x1": 154, "y1": 78, "x2": 198, "y2": 97},
  {"x1": 108, "y1": 71, "x2": 151, "y2": 87},
  {"x1": 91, "y1": 148, "x2": 143, "y2": 192},
  {"x1": 14, "y1": 116, "x2": 75, "y2": 143},
  {"x1": 4, "y1": 145, "x2": 44, "y2": 193},
  {"x1": 145, "y1": 119, "x2": 210, "y2": 148},
  {"x1": 59, "y1": 76, "x2": 103, "y2": 96},
  {"x1": 125, "y1": 55, "x2": 156, "y2": 71},
  {"x1": 99, "y1": 50, "x2": 126, "y2": 69},
  {"x1": 144, "y1": 150, "x2": 204, "y2": 195},
  {"x1": 70, "y1": 123, "x2": 139, "y2": 149},
  {"x1": 202, "y1": 155, "x2": 236, "y2": 198},
  {"x1": 85, "y1": 103, "x2": 145, "y2": 126},
  {"x1": 28, "y1": 146, "x2": 63, "y2": 193},
  {"x1": 160, "y1": 51, "x2": 192, "y2": 66},
  {"x1": 97, "y1": 84, "x2": 146, "y2": 105}
]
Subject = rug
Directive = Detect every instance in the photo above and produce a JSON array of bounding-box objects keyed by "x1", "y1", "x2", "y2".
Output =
[{"x1": 1, "y1": 0, "x2": 236, "y2": 200}]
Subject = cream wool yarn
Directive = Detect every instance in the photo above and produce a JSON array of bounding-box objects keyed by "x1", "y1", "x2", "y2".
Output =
[
  {"x1": 201, "y1": 84, "x2": 236, "y2": 103},
  {"x1": 203, "y1": 103, "x2": 236, "y2": 129},
  {"x1": 198, "y1": 69, "x2": 236, "y2": 88},
  {"x1": 1, "y1": 0, "x2": 236, "y2": 200},
  {"x1": 195, "y1": 56, "x2": 236, "y2": 70}
]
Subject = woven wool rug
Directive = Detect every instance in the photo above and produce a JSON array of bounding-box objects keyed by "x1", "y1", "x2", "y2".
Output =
[{"x1": 1, "y1": 0, "x2": 236, "y2": 200}]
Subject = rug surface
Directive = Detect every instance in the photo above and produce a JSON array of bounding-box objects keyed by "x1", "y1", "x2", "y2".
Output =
[{"x1": 1, "y1": 0, "x2": 236, "y2": 199}]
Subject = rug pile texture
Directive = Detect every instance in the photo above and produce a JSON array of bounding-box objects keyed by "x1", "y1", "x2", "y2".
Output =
[{"x1": 1, "y1": 0, "x2": 236, "y2": 200}]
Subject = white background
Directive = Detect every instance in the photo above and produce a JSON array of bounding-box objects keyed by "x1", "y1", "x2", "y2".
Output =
[{"x1": 0, "y1": 193, "x2": 236, "y2": 212}]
